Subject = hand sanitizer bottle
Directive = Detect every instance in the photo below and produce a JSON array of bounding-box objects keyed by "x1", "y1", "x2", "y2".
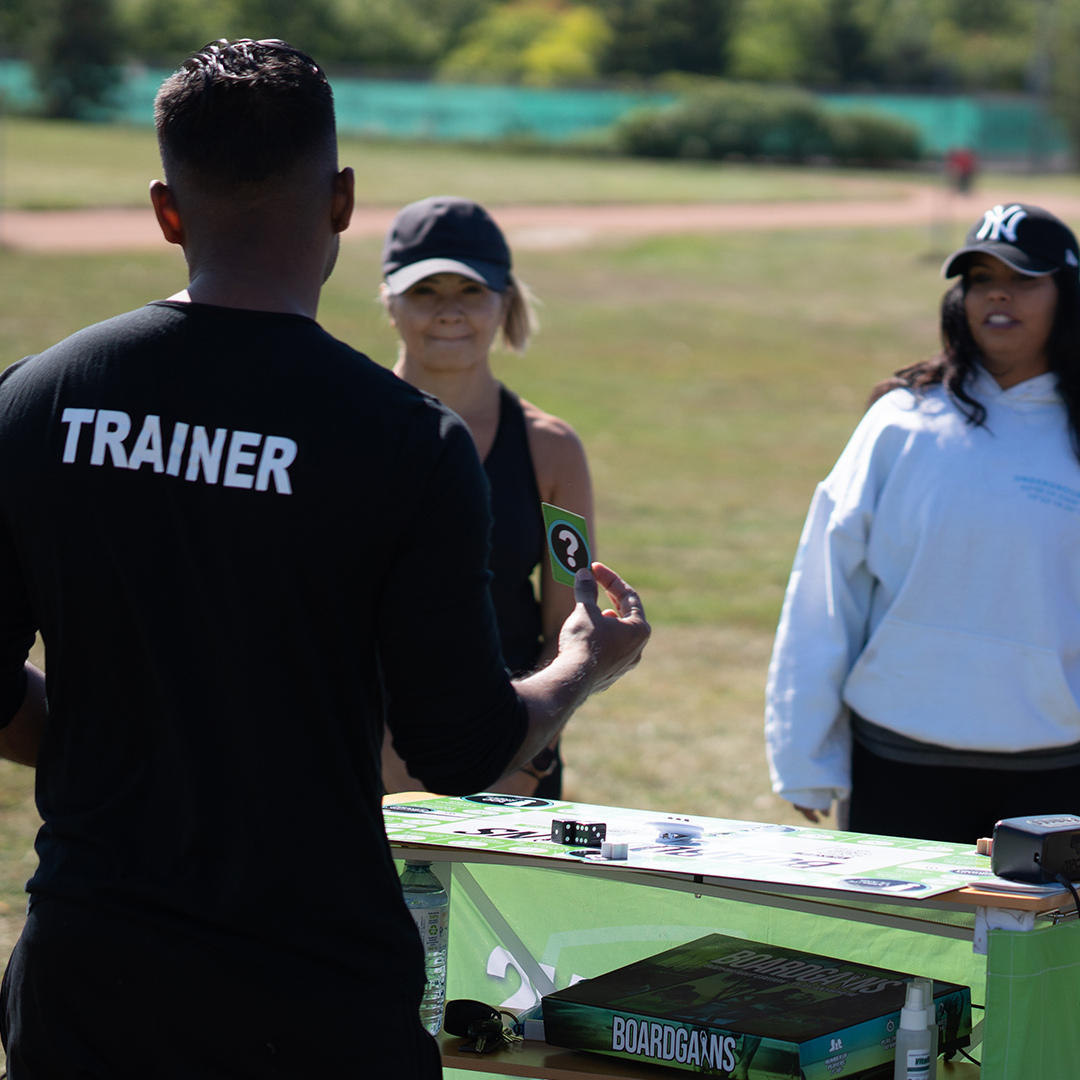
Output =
[
  {"x1": 913, "y1": 977, "x2": 937, "y2": 1080},
  {"x1": 893, "y1": 982, "x2": 931, "y2": 1080}
]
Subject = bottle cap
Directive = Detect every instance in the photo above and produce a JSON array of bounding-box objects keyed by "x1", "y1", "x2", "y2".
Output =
[{"x1": 899, "y1": 983, "x2": 928, "y2": 1030}]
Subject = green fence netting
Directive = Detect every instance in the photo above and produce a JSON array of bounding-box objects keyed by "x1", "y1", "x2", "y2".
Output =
[
  {"x1": 820, "y1": 93, "x2": 1069, "y2": 159},
  {"x1": 0, "y1": 60, "x2": 1068, "y2": 160}
]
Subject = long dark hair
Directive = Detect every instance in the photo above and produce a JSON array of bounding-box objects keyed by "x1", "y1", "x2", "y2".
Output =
[{"x1": 867, "y1": 268, "x2": 1080, "y2": 458}]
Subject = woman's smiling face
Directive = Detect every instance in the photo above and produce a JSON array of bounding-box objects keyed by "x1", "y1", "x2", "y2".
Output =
[
  {"x1": 963, "y1": 253, "x2": 1058, "y2": 389},
  {"x1": 388, "y1": 273, "x2": 507, "y2": 374}
]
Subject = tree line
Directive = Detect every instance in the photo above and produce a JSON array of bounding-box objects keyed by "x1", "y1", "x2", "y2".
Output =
[{"x1": 2, "y1": 0, "x2": 1079, "y2": 149}]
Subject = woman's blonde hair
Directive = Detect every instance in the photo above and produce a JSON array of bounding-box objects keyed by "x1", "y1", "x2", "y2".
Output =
[{"x1": 501, "y1": 273, "x2": 539, "y2": 354}]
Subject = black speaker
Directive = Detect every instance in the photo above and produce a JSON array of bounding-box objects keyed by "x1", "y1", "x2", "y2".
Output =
[{"x1": 991, "y1": 814, "x2": 1080, "y2": 884}]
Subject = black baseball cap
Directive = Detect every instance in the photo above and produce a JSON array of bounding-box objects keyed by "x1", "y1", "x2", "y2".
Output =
[
  {"x1": 382, "y1": 196, "x2": 511, "y2": 295},
  {"x1": 942, "y1": 203, "x2": 1080, "y2": 278}
]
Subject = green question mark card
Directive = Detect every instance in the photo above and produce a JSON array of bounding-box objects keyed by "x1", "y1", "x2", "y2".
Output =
[{"x1": 542, "y1": 503, "x2": 592, "y2": 588}]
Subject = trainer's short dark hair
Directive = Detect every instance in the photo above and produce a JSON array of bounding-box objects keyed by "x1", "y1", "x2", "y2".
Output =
[{"x1": 155, "y1": 39, "x2": 336, "y2": 189}]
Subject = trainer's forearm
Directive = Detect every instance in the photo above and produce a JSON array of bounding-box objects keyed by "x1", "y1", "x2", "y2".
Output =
[
  {"x1": 0, "y1": 663, "x2": 46, "y2": 768},
  {"x1": 503, "y1": 649, "x2": 596, "y2": 778}
]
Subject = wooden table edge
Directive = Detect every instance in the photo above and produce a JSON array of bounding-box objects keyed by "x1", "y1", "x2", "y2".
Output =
[{"x1": 437, "y1": 1033, "x2": 981, "y2": 1078}]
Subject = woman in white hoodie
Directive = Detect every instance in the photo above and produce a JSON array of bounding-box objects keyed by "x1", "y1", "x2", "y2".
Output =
[{"x1": 765, "y1": 203, "x2": 1080, "y2": 843}]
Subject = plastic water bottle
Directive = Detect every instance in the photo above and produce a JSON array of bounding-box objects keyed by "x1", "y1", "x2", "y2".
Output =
[{"x1": 400, "y1": 860, "x2": 449, "y2": 1035}]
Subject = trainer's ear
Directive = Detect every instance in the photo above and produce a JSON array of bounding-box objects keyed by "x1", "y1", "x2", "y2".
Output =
[
  {"x1": 149, "y1": 180, "x2": 185, "y2": 246},
  {"x1": 331, "y1": 167, "x2": 354, "y2": 236}
]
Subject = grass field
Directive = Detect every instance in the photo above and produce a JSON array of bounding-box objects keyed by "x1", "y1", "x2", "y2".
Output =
[
  {"x1": 4, "y1": 114, "x2": 1078, "y2": 210},
  {"x1": 0, "y1": 116, "x2": 910, "y2": 207},
  {"x1": 0, "y1": 125, "x2": 1073, "y2": 1007},
  {"x1": 0, "y1": 218, "x2": 958, "y2": 931}
]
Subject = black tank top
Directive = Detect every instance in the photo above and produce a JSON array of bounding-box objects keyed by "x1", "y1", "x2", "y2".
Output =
[{"x1": 483, "y1": 386, "x2": 544, "y2": 676}]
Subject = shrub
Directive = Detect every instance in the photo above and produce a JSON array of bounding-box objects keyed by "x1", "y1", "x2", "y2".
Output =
[
  {"x1": 438, "y1": 0, "x2": 612, "y2": 86},
  {"x1": 825, "y1": 110, "x2": 922, "y2": 166},
  {"x1": 30, "y1": 0, "x2": 122, "y2": 119},
  {"x1": 614, "y1": 81, "x2": 921, "y2": 165}
]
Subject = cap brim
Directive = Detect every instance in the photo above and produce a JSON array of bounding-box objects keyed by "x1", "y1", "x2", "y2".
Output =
[
  {"x1": 941, "y1": 243, "x2": 1057, "y2": 279},
  {"x1": 384, "y1": 258, "x2": 508, "y2": 295}
]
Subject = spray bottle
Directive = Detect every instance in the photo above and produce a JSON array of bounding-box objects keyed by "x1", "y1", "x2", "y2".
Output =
[
  {"x1": 892, "y1": 982, "x2": 931, "y2": 1080},
  {"x1": 912, "y1": 977, "x2": 938, "y2": 1080}
]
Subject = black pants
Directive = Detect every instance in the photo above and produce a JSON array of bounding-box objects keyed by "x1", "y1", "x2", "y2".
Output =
[
  {"x1": 1, "y1": 898, "x2": 441, "y2": 1080},
  {"x1": 849, "y1": 740, "x2": 1080, "y2": 844}
]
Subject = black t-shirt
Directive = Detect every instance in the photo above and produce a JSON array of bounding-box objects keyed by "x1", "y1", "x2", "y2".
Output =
[{"x1": 0, "y1": 301, "x2": 527, "y2": 990}]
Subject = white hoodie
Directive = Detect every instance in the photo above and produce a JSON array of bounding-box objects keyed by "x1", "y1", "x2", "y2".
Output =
[{"x1": 765, "y1": 368, "x2": 1080, "y2": 812}]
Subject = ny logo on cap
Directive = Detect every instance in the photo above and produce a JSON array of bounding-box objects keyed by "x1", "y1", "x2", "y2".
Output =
[{"x1": 976, "y1": 204, "x2": 1027, "y2": 242}]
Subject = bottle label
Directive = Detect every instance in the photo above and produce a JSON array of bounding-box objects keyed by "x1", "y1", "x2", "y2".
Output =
[
  {"x1": 904, "y1": 1049, "x2": 930, "y2": 1080},
  {"x1": 411, "y1": 908, "x2": 448, "y2": 955}
]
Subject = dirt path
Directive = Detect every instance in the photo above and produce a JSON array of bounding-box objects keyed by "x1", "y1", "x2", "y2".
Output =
[{"x1": 4, "y1": 185, "x2": 1080, "y2": 252}]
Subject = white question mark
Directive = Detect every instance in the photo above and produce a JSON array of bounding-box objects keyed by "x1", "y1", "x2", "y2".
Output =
[{"x1": 558, "y1": 528, "x2": 580, "y2": 568}]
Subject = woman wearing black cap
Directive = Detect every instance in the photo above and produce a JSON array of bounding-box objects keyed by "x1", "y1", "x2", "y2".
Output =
[
  {"x1": 379, "y1": 196, "x2": 594, "y2": 799},
  {"x1": 766, "y1": 203, "x2": 1080, "y2": 843}
]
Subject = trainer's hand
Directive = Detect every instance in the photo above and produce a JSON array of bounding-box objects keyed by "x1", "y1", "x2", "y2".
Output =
[
  {"x1": 503, "y1": 564, "x2": 649, "y2": 779},
  {"x1": 558, "y1": 562, "x2": 650, "y2": 694}
]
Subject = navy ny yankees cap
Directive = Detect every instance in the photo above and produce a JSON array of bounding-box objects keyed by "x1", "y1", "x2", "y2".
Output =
[
  {"x1": 382, "y1": 196, "x2": 511, "y2": 295},
  {"x1": 943, "y1": 203, "x2": 1080, "y2": 278}
]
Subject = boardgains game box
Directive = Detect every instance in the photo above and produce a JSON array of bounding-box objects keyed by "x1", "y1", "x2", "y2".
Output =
[{"x1": 542, "y1": 934, "x2": 971, "y2": 1079}]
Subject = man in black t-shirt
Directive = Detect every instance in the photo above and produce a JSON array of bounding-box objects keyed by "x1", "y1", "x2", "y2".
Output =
[{"x1": 0, "y1": 40, "x2": 649, "y2": 1079}]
